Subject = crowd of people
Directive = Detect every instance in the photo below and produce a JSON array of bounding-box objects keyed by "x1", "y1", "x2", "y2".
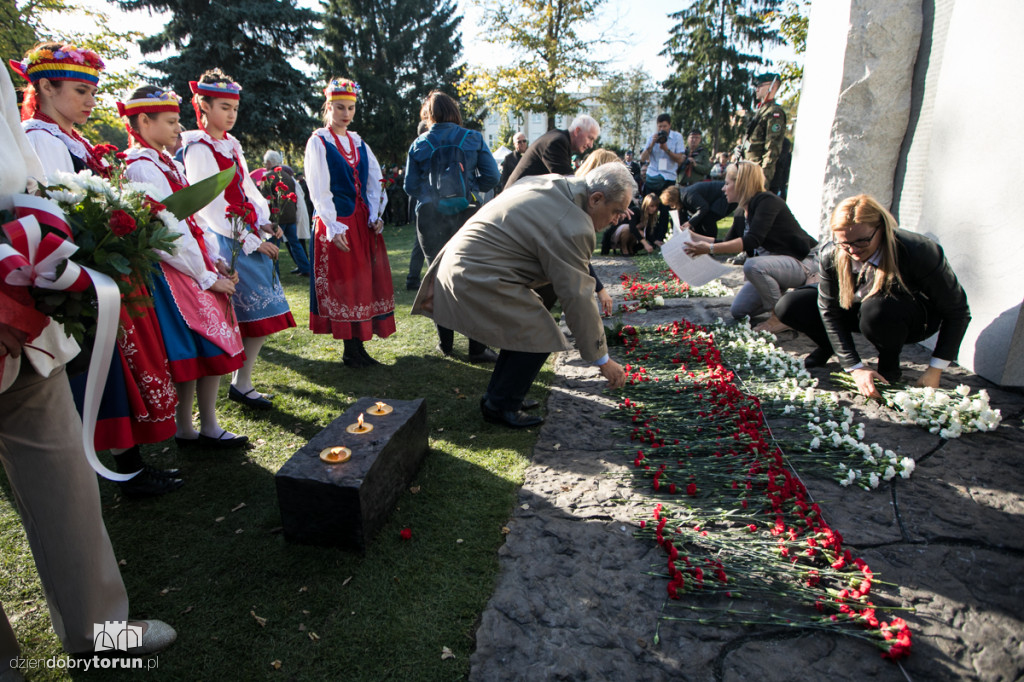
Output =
[{"x1": 0, "y1": 42, "x2": 971, "y2": 675}]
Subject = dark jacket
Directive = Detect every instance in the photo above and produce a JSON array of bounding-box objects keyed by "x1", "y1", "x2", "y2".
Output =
[
  {"x1": 629, "y1": 206, "x2": 671, "y2": 245},
  {"x1": 497, "y1": 150, "x2": 523, "y2": 193},
  {"x1": 404, "y1": 122, "x2": 500, "y2": 206},
  {"x1": 678, "y1": 145, "x2": 711, "y2": 186},
  {"x1": 818, "y1": 229, "x2": 971, "y2": 369},
  {"x1": 505, "y1": 129, "x2": 572, "y2": 187},
  {"x1": 724, "y1": 192, "x2": 815, "y2": 259},
  {"x1": 681, "y1": 181, "x2": 736, "y2": 226}
]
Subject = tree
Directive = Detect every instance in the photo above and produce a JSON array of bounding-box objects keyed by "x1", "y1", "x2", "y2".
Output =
[
  {"x1": 769, "y1": 0, "x2": 810, "y2": 111},
  {"x1": 115, "y1": 0, "x2": 320, "y2": 152},
  {"x1": 594, "y1": 66, "x2": 658, "y2": 154},
  {"x1": 315, "y1": 0, "x2": 462, "y2": 166},
  {"x1": 460, "y1": 0, "x2": 608, "y2": 132},
  {"x1": 3, "y1": 0, "x2": 144, "y2": 146},
  {"x1": 661, "y1": 0, "x2": 783, "y2": 154}
]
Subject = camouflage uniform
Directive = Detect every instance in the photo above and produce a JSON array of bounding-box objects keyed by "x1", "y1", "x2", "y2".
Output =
[
  {"x1": 677, "y1": 145, "x2": 711, "y2": 187},
  {"x1": 744, "y1": 100, "x2": 786, "y2": 187}
]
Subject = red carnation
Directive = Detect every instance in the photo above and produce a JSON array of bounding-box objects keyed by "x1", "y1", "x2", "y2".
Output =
[
  {"x1": 685, "y1": 483, "x2": 697, "y2": 496},
  {"x1": 285, "y1": 193, "x2": 297, "y2": 202},
  {"x1": 399, "y1": 527, "x2": 411, "y2": 540},
  {"x1": 274, "y1": 182, "x2": 288, "y2": 193},
  {"x1": 110, "y1": 209, "x2": 137, "y2": 236},
  {"x1": 270, "y1": 207, "x2": 280, "y2": 214},
  {"x1": 273, "y1": 166, "x2": 283, "y2": 172}
]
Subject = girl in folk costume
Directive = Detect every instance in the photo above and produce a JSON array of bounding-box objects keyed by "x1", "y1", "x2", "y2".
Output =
[
  {"x1": 119, "y1": 85, "x2": 248, "y2": 449},
  {"x1": 181, "y1": 69, "x2": 295, "y2": 409},
  {"x1": 11, "y1": 42, "x2": 112, "y2": 175},
  {"x1": 305, "y1": 78, "x2": 394, "y2": 367},
  {"x1": 12, "y1": 43, "x2": 182, "y2": 498}
]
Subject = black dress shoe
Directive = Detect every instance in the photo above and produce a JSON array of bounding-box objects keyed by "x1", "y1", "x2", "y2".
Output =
[
  {"x1": 804, "y1": 346, "x2": 833, "y2": 369},
  {"x1": 468, "y1": 347, "x2": 499, "y2": 364},
  {"x1": 198, "y1": 429, "x2": 249, "y2": 449},
  {"x1": 406, "y1": 280, "x2": 420, "y2": 291},
  {"x1": 175, "y1": 436, "x2": 201, "y2": 450},
  {"x1": 358, "y1": 346, "x2": 381, "y2": 366},
  {"x1": 343, "y1": 353, "x2": 368, "y2": 368},
  {"x1": 145, "y1": 464, "x2": 183, "y2": 478},
  {"x1": 481, "y1": 398, "x2": 543, "y2": 429},
  {"x1": 228, "y1": 385, "x2": 273, "y2": 409},
  {"x1": 119, "y1": 468, "x2": 184, "y2": 498},
  {"x1": 521, "y1": 398, "x2": 540, "y2": 410}
]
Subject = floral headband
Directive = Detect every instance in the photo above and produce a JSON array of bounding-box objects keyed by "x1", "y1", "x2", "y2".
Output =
[
  {"x1": 189, "y1": 80, "x2": 242, "y2": 100},
  {"x1": 9, "y1": 44, "x2": 105, "y2": 85},
  {"x1": 116, "y1": 89, "x2": 182, "y2": 117},
  {"x1": 324, "y1": 79, "x2": 359, "y2": 102}
]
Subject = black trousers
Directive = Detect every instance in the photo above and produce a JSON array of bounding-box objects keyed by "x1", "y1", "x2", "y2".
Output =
[
  {"x1": 775, "y1": 286, "x2": 940, "y2": 363},
  {"x1": 485, "y1": 350, "x2": 549, "y2": 411},
  {"x1": 688, "y1": 212, "x2": 721, "y2": 238}
]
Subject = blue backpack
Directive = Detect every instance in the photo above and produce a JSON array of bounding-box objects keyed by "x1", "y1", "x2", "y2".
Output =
[{"x1": 426, "y1": 129, "x2": 472, "y2": 215}]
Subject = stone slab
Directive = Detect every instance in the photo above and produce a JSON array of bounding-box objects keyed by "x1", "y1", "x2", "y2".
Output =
[{"x1": 275, "y1": 397, "x2": 427, "y2": 550}]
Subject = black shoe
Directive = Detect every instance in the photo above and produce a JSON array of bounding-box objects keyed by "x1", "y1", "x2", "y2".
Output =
[
  {"x1": 119, "y1": 468, "x2": 184, "y2": 498},
  {"x1": 521, "y1": 398, "x2": 540, "y2": 410},
  {"x1": 144, "y1": 463, "x2": 182, "y2": 478},
  {"x1": 804, "y1": 346, "x2": 833, "y2": 369},
  {"x1": 435, "y1": 343, "x2": 453, "y2": 357},
  {"x1": 198, "y1": 429, "x2": 249, "y2": 449},
  {"x1": 343, "y1": 353, "x2": 368, "y2": 368},
  {"x1": 406, "y1": 280, "x2": 420, "y2": 291},
  {"x1": 358, "y1": 346, "x2": 381, "y2": 366},
  {"x1": 481, "y1": 398, "x2": 543, "y2": 429},
  {"x1": 290, "y1": 268, "x2": 301, "y2": 274},
  {"x1": 175, "y1": 435, "x2": 201, "y2": 450},
  {"x1": 468, "y1": 347, "x2": 499, "y2": 364},
  {"x1": 228, "y1": 385, "x2": 273, "y2": 409}
]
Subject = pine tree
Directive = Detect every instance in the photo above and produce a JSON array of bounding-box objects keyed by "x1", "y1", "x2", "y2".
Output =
[
  {"x1": 314, "y1": 0, "x2": 462, "y2": 166},
  {"x1": 661, "y1": 0, "x2": 782, "y2": 154},
  {"x1": 114, "y1": 0, "x2": 320, "y2": 152}
]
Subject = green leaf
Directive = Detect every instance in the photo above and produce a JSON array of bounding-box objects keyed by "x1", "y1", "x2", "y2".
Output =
[
  {"x1": 160, "y1": 165, "x2": 237, "y2": 221},
  {"x1": 107, "y1": 252, "x2": 132, "y2": 275}
]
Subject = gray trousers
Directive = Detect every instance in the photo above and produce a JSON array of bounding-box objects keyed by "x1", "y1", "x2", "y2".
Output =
[
  {"x1": 0, "y1": 363, "x2": 128, "y2": 665},
  {"x1": 730, "y1": 254, "x2": 810, "y2": 319}
]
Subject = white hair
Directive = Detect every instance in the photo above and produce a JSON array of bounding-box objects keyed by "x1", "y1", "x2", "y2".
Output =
[
  {"x1": 569, "y1": 114, "x2": 600, "y2": 138},
  {"x1": 513, "y1": 131, "x2": 527, "y2": 142},
  {"x1": 263, "y1": 149, "x2": 283, "y2": 166},
  {"x1": 584, "y1": 163, "x2": 634, "y2": 204}
]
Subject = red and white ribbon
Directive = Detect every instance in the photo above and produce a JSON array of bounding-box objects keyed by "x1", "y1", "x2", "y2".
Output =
[{"x1": 1, "y1": 197, "x2": 136, "y2": 482}]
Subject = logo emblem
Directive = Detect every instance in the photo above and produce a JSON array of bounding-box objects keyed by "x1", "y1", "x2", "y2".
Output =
[{"x1": 94, "y1": 621, "x2": 144, "y2": 652}]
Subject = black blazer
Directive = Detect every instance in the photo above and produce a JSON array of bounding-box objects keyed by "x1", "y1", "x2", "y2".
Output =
[
  {"x1": 817, "y1": 229, "x2": 971, "y2": 368},
  {"x1": 505, "y1": 129, "x2": 572, "y2": 187},
  {"x1": 681, "y1": 181, "x2": 736, "y2": 226},
  {"x1": 724, "y1": 192, "x2": 815, "y2": 259}
]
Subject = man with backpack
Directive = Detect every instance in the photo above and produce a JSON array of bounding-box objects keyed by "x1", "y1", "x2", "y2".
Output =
[{"x1": 404, "y1": 90, "x2": 500, "y2": 362}]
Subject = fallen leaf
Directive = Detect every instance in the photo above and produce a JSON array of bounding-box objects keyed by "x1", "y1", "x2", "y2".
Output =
[
  {"x1": 308, "y1": 632, "x2": 320, "y2": 642},
  {"x1": 453, "y1": 387, "x2": 461, "y2": 394},
  {"x1": 436, "y1": 428, "x2": 444, "y2": 432},
  {"x1": 409, "y1": 486, "x2": 421, "y2": 494},
  {"x1": 235, "y1": 528, "x2": 244, "y2": 534},
  {"x1": 299, "y1": 586, "x2": 308, "y2": 593},
  {"x1": 342, "y1": 577, "x2": 352, "y2": 587},
  {"x1": 159, "y1": 588, "x2": 169, "y2": 596},
  {"x1": 161, "y1": 447, "x2": 169, "y2": 453},
  {"x1": 231, "y1": 502, "x2": 247, "y2": 512},
  {"x1": 118, "y1": 559, "x2": 127, "y2": 567},
  {"x1": 215, "y1": 516, "x2": 225, "y2": 523},
  {"x1": 553, "y1": 443, "x2": 561, "y2": 450},
  {"x1": 302, "y1": 610, "x2": 310, "y2": 615},
  {"x1": 441, "y1": 646, "x2": 455, "y2": 660},
  {"x1": 560, "y1": 485, "x2": 571, "y2": 492},
  {"x1": 270, "y1": 660, "x2": 282, "y2": 670},
  {"x1": 256, "y1": 438, "x2": 267, "y2": 445},
  {"x1": 298, "y1": 623, "x2": 307, "y2": 632},
  {"x1": 180, "y1": 605, "x2": 194, "y2": 615},
  {"x1": 456, "y1": 538, "x2": 464, "y2": 544},
  {"x1": 469, "y1": 434, "x2": 476, "y2": 439},
  {"x1": 501, "y1": 526, "x2": 511, "y2": 535},
  {"x1": 251, "y1": 610, "x2": 267, "y2": 627},
  {"x1": 520, "y1": 503, "x2": 530, "y2": 510}
]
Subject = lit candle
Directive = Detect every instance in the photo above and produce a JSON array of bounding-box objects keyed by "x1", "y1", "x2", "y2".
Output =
[
  {"x1": 319, "y1": 446, "x2": 352, "y2": 463},
  {"x1": 345, "y1": 412, "x2": 373, "y2": 434},
  {"x1": 368, "y1": 401, "x2": 393, "y2": 416}
]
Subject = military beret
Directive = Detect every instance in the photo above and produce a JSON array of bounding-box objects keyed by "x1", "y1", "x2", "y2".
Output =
[{"x1": 753, "y1": 72, "x2": 779, "y2": 85}]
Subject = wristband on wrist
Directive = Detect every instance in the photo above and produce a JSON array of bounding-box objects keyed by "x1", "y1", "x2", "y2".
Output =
[{"x1": 708, "y1": 243, "x2": 715, "y2": 255}]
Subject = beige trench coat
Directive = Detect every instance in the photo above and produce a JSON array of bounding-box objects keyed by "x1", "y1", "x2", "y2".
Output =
[{"x1": 412, "y1": 175, "x2": 608, "y2": 363}]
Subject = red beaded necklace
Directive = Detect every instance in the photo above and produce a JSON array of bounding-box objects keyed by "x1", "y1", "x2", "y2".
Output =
[{"x1": 32, "y1": 111, "x2": 110, "y2": 177}]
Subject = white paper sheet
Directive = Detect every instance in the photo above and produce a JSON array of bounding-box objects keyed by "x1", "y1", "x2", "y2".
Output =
[{"x1": 660, "y1": 228, "x2": 732, "y2": 289}]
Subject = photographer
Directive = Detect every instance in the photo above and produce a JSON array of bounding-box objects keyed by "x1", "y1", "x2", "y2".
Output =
[
  {"x1": 677, "y1": 129, "x2": 711, "y2": 187},
  {"x1": 639, "y1": 113, "x2": 684, "y2": 195}
]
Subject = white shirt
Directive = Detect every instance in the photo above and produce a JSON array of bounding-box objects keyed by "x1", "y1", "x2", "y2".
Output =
[
  {"x1": 181, "y1": 129, "x2": 269, "y2": 260},
  {"x1": 123, "y1": 147, "x2": 219, "y2": 289},
  {"x1": 303, "y1": 128, "x2": 386, "y2": 238},
  {"x1": 22, "y1": 119, "x2": 78, "y2": 176},
  {"x1": 294, "y1": 180, "x2": 310, "y2": 240}
]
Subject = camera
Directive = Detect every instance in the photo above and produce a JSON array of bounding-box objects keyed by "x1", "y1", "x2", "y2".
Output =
[{"x1": 653, "y1": 130, "x2": 668, "y2": 144}]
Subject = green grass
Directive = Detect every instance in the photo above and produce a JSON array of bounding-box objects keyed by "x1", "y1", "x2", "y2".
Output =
[{"x1": 0, "y1": 223, "x2": 552, "y2": 681}]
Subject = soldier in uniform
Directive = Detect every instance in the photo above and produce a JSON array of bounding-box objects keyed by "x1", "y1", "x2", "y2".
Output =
[
  {"x1": 743, "y1": 72, "x2": 787, "y2": 188},
  {"x1": 678, "y1": 129, "x2": 711, "y2": 187}
]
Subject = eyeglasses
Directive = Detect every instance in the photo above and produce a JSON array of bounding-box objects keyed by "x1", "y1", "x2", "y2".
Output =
[{"x1": 835, "y1": 226, "x2": 879, "y2": 250}]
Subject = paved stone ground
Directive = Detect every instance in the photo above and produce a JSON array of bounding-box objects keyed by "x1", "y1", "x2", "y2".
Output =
[{"x1": 469, "y1": 256, "x2": 1024, "y2": 682}]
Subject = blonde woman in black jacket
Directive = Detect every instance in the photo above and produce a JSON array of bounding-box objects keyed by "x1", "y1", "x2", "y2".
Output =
[{"x1": 775, "y1": 194, "x2": 971, "y2": 398}]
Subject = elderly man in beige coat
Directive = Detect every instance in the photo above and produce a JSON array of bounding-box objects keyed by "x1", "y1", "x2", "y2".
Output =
[{"x1": 412, "y1": 163, "x2": 630, "y2": 428}]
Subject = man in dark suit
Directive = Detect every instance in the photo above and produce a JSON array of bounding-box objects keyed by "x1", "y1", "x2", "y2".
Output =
[
  {"x1": 497, "y1": 131, "x2": 528, "y2": 193},
  {"x1": 504, "y1": 114, "x2": 600, "y2": 187}
]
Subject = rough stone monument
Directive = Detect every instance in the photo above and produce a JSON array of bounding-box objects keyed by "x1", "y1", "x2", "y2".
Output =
[
  {"x1": 789, "y1": 0, "x2": 1024, "y2": 385},
  {"x1": 275, "y1": 397, "x2": 428, "y2": 550}
]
